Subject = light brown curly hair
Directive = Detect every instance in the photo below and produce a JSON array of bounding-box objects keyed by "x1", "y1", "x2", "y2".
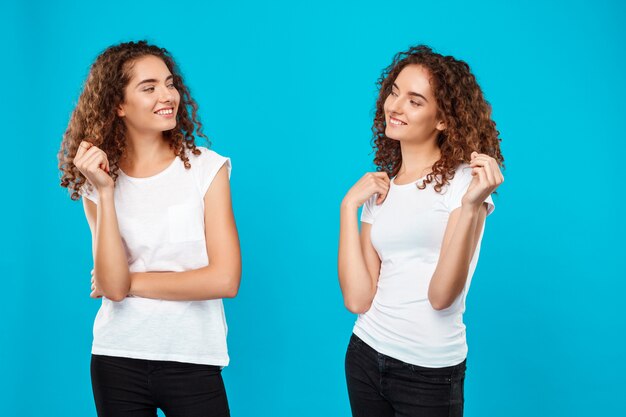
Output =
[
  {"x1": 372, "y1": 45, "x2": 504, "y2": 192},
  {"x1": 58, "y1": 40, "x2": 208, "y2": 200}
]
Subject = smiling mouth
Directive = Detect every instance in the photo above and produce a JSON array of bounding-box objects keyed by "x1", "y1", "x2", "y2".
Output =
[
  {"x1": 389, "y1": 117, "x2": 407, "y2": 126},
  {"x1": 155, "y1": 108, "x2": 174, "y2": 115}
]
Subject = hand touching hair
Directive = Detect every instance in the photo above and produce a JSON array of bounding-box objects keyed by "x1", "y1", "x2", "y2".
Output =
[
  {"x1": 372, "y1": 45, "x2": 504, "y2": 192},
  {"x1": 58, "y1": 41, "x2": 208, "y2": 200}
]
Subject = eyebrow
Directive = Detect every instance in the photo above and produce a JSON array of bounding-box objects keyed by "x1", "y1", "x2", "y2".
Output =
[
  {"x1": 392, "y1": 83, "x2": 429, "y2": 102},
  {"x1": 136, "y1": 75, "x2": 174, "y2": 88}
]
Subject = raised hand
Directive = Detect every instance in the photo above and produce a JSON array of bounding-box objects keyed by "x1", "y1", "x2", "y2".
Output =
[
  {"x1": 462, "y1": 151, "x2": 504, "y2": 208},
  {"x1": 343, "y1": 172, "x2": 391, "y2": 208},
  {"x1": 73, "y1": 141, "x2": 114, "y2": 191}
]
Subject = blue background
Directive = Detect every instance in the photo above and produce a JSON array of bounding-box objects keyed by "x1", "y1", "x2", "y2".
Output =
[{"x1": 2, "y1": 0, "x2": 625, "y2": 415}]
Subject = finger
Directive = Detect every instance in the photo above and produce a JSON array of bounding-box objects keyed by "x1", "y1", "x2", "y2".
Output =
[
  {"x1": 83, "y1": 145, "x2": 106, "y2": 161},
  {"x1": 373, "y1": 183, "x2": 389, "y2": 202},
  {"x1": 470, "y1": 151, "x2": 479, "y2": 160},
  {"x1": 83, "y1": 151, "x2": 109, "y2": 175},
  {"x1": 371, "y1": 172, "x2": 390, "y2": 183},
  {"x1": 77, "y1": 142, "x2": 100, "y2": 165},
  {"x1": 470, "y1": 157, "x2": 495, "y2": 185},
  {"x1": 475, "y1": 166, "x2": 487, "y2": 190},
  {"x1": 375, "y1": 184, "x2": 389, "y2": 204},
  {"x1": 101, "y1": 156, "x2": 110, "y2": 174},
  {"x1": 94, "y1": 149, "x2": 109, "y2": 170},
  {"x1": 485, "y1": 158, "x2": 502, "y2": 186},
  {"x1": 364, "y1": 174, "x2": 388, "y2": 193},
  {"x1": 469, "y1": 155, "x2": 491, "y2": 167},
  {"x1": 471, "y1": 152, "x2": 492, "y2": 160},
  {"x1": 480, "y1": 159, "x2": 496, "y2": 185},
  {"x1": 100, "y1": 149, "x2": 110, "y2": 173},
  {"x1": 75, "y1": 141, "x2": 93, "y2": 161},
  {"x1": 78, "y1": 146, "x2": 103, "y2": 169},
  {"x1": 82, "y1": 153, "x2": 104, "y2": 176},
  {"x1": 489, "y1": 161, "x2": 504, "y2": 185},
  {"x1": 363, "y1": 173, "x2": 387, "y2": 189},
  {"x1": 375, "y1": 178, "x2": 390, "y2": 190}
]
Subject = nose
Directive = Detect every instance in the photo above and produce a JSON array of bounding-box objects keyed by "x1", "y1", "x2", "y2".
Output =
[
  {"x1": 387, "y1": 94, "x2": 403, "y2": 115},
  {"x1": 159, "y1": 85, "x2": 175, "y2": 103}
]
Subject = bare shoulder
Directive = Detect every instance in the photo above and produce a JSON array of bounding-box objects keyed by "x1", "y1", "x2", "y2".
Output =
[{"x1": 203, "y1": 164, "x2": 232, "y2": 212}]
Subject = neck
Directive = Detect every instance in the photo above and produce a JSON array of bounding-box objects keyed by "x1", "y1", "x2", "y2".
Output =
[
  {"x1": 397, "y1": 136, "x2": 441, "y2": 178},
  {"x1": 122, "y1": 128, "x2": 172, "y2": 168}
]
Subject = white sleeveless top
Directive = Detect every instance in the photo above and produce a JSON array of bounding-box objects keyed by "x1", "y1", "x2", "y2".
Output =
[
  {"x1": 82, "y1": 147, "x2": 231, "y2": 366},
  {"x1": 354, "y1": 163, "x2": 494, "y2": 368}
]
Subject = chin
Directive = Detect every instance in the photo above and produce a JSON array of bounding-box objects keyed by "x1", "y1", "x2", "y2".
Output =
[
  {"x1": 384, "y1": 128, "x2": 402, "y2": 141},
  {"x1": 162, "y1": 121, "x2": 177, "y2": 131}
]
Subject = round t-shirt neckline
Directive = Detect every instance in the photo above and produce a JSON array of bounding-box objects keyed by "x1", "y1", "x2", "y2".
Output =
[
  {"x1": 118, "y1": 156, "x2": 179, "y2": 182},
  {"x1": 390, "y1": 173, "x2": 429, "y2": 188}
]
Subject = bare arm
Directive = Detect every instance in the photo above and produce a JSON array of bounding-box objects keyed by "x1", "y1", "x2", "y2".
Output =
[
  {"x1": 428, "y1": 204, "x2": 487, "y2": 310},
  {"x1": 77, "y1": 142, "x2": 130, "y2": 302},
  {"x1": 338, "y1": 204, "x2": 381, "y2": 313},
  {"x1": 128, "y1": 165, "x2": 242, "y2": 301},
  {"x1": 338, "y1": 173, "x2": 389, "y2": 313},
  {"x1": 428, "y1": 152, "x2": 503, "y2": 310}
]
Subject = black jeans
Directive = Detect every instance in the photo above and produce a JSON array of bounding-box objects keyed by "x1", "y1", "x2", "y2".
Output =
[
  {"x1": 91, "y1": 354, "x2": 230, "y2": 417},
  {"x1": 345, "y1": 334, "x2": 466, "y2": 417}
]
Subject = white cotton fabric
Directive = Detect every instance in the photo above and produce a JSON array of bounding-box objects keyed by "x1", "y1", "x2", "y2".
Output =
[
  {"x1": 81, "y1": 147, "x2": 231, "y2": 366},
  {"x1": 354, "y1": 163, "x2": 494, "y2": 368}
]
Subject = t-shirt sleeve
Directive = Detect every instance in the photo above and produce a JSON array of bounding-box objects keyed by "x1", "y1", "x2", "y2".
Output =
[
  {"x1": 447, "y1": 165, "x2": 495, "y2": 215},
  {"x1": 360, "y1": 194, "x2": 380, "y2": 224},
  {"x1": 79, "y1": 181, "x2": 99, "y2": 204},
  {"x1": 198, "y1": 149, "x2": 232, "y2": 196}
]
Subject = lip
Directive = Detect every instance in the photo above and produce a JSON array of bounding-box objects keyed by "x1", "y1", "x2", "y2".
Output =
[{"x1": 388, "y1": 116, "x2": 407, "y2": 126}]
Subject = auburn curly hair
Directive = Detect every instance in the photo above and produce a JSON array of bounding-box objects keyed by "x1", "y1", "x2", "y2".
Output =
[
  {"x1": 372, "y1": 45, "x2": 504, "y2": 192},
  {"x1": 58, "y1": 40, "x2": 208, "y2": 200}
]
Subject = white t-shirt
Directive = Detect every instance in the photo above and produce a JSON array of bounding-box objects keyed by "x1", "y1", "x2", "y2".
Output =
[
  {"x1": 81, "y1": 147, "x2": 231, "y2": 366},
  {"x1": 353, "y1": 163, "x2": 494, "y2": 368}
]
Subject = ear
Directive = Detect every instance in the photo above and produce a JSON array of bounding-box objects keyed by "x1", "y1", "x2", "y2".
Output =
[
  {"x1": 117, "y1": 104, "x2": 125, "y2": 118},
  {"x1": 436, "y1": 119, "x2": 446, "y2": 131}
]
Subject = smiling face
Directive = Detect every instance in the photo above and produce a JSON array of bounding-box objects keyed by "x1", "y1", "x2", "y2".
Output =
[
  {"x1": 383, "y1": 64, "x2": 446, "y2": 144},
  {"x1": 117, "y1": 55, "x2": 180, "y2": 135}
]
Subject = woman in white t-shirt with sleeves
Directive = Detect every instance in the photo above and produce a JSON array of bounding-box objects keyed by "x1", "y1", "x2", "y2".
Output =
[
  {"x1": 338, "y1": 45, "x2": 504, "y2": 417},
  {"x1": 58, "y1": 41, "x2": 240, "y2": 417}
]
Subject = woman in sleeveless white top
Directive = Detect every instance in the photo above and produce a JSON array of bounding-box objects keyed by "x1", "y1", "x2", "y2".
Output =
[{"x1": 59, "y1": 41, "x2": 240, "y2": 417}]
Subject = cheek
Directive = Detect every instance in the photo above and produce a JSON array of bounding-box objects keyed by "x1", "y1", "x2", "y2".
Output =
[
  {"x1": 130, "y1": 95, "x2": 151, "y2": 110},
  {"x1": 411, "y1": 107, "x2": 437, "y2": 126},
  {"x1": 383, "y1": 97, "x2": 391, "y2": 114}
]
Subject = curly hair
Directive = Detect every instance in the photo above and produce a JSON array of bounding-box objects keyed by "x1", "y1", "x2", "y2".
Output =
[
  {"x1": 372, "y1": 45, "x2": 504, "y2": 192},
  {"x1": 58, "y1": 40, "x2": 208, "y2": 200}
]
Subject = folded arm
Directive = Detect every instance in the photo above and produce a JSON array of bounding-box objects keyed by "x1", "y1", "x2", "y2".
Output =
[{"x1": 128, "y1": 165, "x2": 242, "y2": 301}]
